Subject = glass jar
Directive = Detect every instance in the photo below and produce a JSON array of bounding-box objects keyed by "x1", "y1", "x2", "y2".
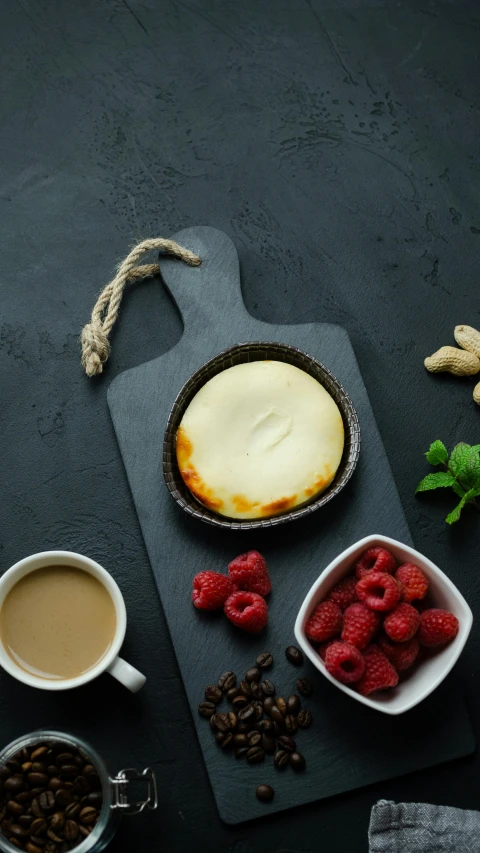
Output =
[{"x1": 0, "y1": 730, "x2": 157, "y2": 853}]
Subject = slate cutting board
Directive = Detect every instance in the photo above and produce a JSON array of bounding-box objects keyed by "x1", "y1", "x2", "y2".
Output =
[{"x1": 107, "y1": 227, "x2": 474, "y2": 824}]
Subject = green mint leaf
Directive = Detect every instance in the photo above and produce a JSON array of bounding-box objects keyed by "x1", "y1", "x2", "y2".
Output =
[
  {"x1": 458, "y1": 454, "x2": 480, "y2": 490},
  {"x1": 425, "y1": 440, "x2": 448, "y2": 466},
  {"x1": 449, "y1": 442, "x2": 473, "y2": 476},
  {"x1": 446, "y1": 487, "x2": 479, "y2": 524},
  {"x1": 446, "y1": 496, "x2": 467, "y2": 524},
  {"x1": 416, "y1": 472, "x2": 456, "y2": 493}
]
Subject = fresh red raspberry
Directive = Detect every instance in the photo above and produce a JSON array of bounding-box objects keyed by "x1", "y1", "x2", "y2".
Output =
[
  {"x1": 378, "y1": 633, "x2": 420, "y2": 671},
  {"x1": 356, "y1": 644, "x2": 399, "y2": 696},
  {"x1": 318, "y1": 639, "x2": 335, "y2": 660},
  {"x1": 418, "y1": 609, "x2": 459, "y2": 647},
  {"x1": 192, "y1": 571, "x2": 236, "y2": 610},
  {"x1": 328, "y1": 576, "x2": 358, "y2": 611},
  {"x1": 228, "y1": 551, "x2": 271, "y2": 596},
  {"x1": 395, "y1": 563, "x2": 429, "y2": 603},
  {"x1": 383, "y1": 602, "x2": 420, "y2": 642},
  {"x1": 224, "y1": 590, "x2": 268, "y2": 633},
  {"x1": 341, "y1": 602, "x2": 381, "y2": 649},
  {"x1": 306, "y1": 601, "x2": 343, "y2": 643},
  {"x1": 355, "y1": 547, "x2": 396, "y2": 580},
  {"x1": 325, "y1": 641, "x2": 365, "y2": 684},
  {"x1": 356, "y1": 572, "x2": 401, "y2": 612}
]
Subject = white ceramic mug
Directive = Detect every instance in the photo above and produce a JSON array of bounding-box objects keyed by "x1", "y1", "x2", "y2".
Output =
[{"x1": 0, "y1": 551, "x2": 146, "y2": 693}]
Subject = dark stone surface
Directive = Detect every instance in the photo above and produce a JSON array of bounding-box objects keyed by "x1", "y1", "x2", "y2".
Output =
[
  {"x1": 108, "y1": 224, "x2": 473, "y2": 824},
  {"x1": 0, "y1": 0, "x2": 479, "y2": 850}
]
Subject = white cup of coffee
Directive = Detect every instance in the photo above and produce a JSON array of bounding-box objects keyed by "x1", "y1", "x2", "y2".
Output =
[{"x1": 0, "y1": 551, "x2": 146, "y2": 692}]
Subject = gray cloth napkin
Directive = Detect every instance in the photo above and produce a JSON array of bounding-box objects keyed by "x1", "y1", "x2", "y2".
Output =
[{"x1": 369, "y1": 800, "x2": 480, "y2": 852}]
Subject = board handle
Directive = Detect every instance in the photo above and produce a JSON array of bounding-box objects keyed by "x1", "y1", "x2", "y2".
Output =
[{"x1": 159, "y1": 226, "x2": 249, "y2": 334}]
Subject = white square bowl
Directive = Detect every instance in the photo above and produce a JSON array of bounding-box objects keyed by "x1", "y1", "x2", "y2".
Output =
[{"x1": 294, "y1": 534, "x2": 473, "y2": 715}]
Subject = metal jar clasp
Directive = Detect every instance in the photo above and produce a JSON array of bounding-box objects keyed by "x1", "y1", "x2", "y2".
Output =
[{"x1": 110, "y1": 767, "x2": 158, "y2": 814}]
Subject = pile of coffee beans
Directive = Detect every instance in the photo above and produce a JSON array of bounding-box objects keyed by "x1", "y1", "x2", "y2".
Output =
[
  {"x1": 0, "y1": 740, "x2": 102, "y2": 852},
  {"x1": 199, "y1": 648, "x2": 313, "y2": 803}
]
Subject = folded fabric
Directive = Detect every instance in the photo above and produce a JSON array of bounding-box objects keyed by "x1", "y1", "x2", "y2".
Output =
[{"x1": 369, "y1": 800, "x2": 480, "y2": 852}]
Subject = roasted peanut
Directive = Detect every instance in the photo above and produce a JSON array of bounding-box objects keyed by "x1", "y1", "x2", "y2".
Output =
[
  {"x1": 424, "y1": 346, "x2": 480, "y2": 376},
  {"x1": 454, "y1": 324, "x2": 480, "y2": 358}
]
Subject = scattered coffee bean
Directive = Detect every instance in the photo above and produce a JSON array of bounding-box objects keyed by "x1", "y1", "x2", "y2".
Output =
[
  {"x1": 296, "y1": 677, "x2": 313, "y2": 697},
  {"x1": 286, "y1": 695, "x2": 301, "y2": 714},
  {"x1": 258, "y1": 719, "x2": 274, "y2": 734},
  {"x1": 237, "y1": 703, "x2": 255, "y2": 723},
  {"x1": 256, "y1": 784, "x2": 274, "y2": 802},
  {"x1": 297, "y1": 710, "x2": 313, "y2": 728},
  {"x1": 236, "y1": 721, "x2": 250, "y2": 734},
  {"x1": 249, "y1": 682, "x2": 262, "y2": 701},
  {"x1": 0, "y1": 739, "x2": 102, "y2": 853},
  {"x1": 274, "y1": 750, "x2": 290, "y2": 769},
  {"x1": 285, "y1": 714, "x2": 298, "y2": 734},
  {"x1": 226, "y1": 687, "x2": 241, "y2": 701},
  {"x1": 210, "y1": 714, "x2": 228, "y2": 732},
  {"x1": 205, "y1": 685, "x2": 223, "y2": 704},
  {"x1": 277, "y1": 736, "x2": 296, "y2": 753},
  {"x1": 245, "y1": 667, "x2": 261, "y2": 683},
  {"x1": 267, "y1": 706, "x2": 284, "y2": 727},
  {"x1": 290, "y1": 752, "x2": 306, "y2": 771},
  {"x1": 233, "y1": 735, "x2": 248, "y2": 748},
  {"x1": 263, "y1": 697, "x2": 275, "y2": 714},
  {"x1": 239, "y1": 681, "x2": 251, "y2": 697},
  {"x1": 261, "y1": 734, "x2": 276, "y2": 754},
  {"x1": 218, "y1": 671, "x2": 236, "y2": 692},
  {"x1": 275, "y1": 697, "x2": 287, "y2": 716},
  {"x1": 220, "y1": 733, "x2": 233, "y2": 749},
  {"x1": 215, "y1": 732, "x2": 226, "y2": 746},
  {"x1": 227, "y1": 712, "x2": 237, "y2": 729},
  {"x1": 246, "y1": 747, "x2": 264, "y2": 764},
  {"x1": 253, "y1": 701, "x2": 263, "y2": 722},
  {"x1": 234, "y1": 747, "x2": 249, "y2": 759},
  {"x1": 232, "y1": 695, "x2": 248, "y2": 710},
  {"x1": 198, "y1": 701, "x2": 216, "y2": 719},
  {"x1": 261, "y1": 680, "x2": 275, "y2": 697},
  {"x1": 285, "y1": 646, "x2": 304, "y2": 666},
  {"x1": 247, "y1": 731, "x2": 261, "y2": 747},
  {"x1": 256, "y1": 653, "x2": 273, "y2": 669}
]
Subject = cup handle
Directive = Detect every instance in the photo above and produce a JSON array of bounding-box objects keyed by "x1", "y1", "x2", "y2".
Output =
[{"x1": 107, "y1": 656, "x2": 146, "y2": 693}]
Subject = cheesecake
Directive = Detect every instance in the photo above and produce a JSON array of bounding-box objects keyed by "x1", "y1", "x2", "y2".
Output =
[{"x1": 176, "y1": 360, "x2": 345, "y2": 519}]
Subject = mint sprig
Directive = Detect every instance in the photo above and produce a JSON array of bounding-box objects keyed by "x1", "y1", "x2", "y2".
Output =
[{"x1": 416, "y1": 440, "x2": 480, "y2": 524}]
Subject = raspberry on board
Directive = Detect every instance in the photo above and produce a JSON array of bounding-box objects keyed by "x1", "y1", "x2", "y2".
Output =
[
  {"x1": 328, "y1": 576, "x2": 358, "y2": 611},
  {"x1": 305, "y1": 600, "x2": 343, "y2": 643},
  {"x1": 395, "y1": 563, "x2": 429, "y2": 603},
  {"x1": 325, "y1": 641, "x2": 365, "y2": 684},
  {"x1": 356, "y1": 644, "x2": 399, "y2": 696},
  {"x1": 341, "y1": 602, "x2": 381, "y2": 650},
  {"x1": 383, "y1": 602, "x2": 421, "y2": 643},
  {"x1": 224, "y1": 590, "x2": 268, "y2": 633},
  {"x1": 356, "y1": 572, "x2": 401, "y2": 612},
  {"x1": 355, "y1": 547, "x2": 396, "y2": 580},
  {"x1": 192, "y1": 571, "x2": 236, "y2": 610},
  {"x1": 228, "y1": 550, "x2": 271, "y2": 596},
  {"x1": 419, "y1": 609, "x2": 459, "y2": 647},
  {"x1": 378, "y1": 633, "x2": 420, "y2": 672}
]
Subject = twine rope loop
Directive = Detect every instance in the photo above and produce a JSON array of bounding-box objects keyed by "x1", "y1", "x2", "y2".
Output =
[{"x1": 81, "y1": 238, "x2": 201, "y2": 377}]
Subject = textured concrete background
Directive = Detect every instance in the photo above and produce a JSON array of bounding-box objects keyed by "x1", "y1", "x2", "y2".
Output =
[{"x1": 0, "y1": 1, "x2": 479, "y2": 851}]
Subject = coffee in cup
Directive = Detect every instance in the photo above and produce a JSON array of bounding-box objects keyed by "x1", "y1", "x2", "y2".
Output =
[{"x1": 0, "y1": 565, "x2": 117, "y2": 680}]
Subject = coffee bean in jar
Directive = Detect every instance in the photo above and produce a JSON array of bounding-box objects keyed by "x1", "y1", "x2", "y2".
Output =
[
  {"x1": 0, "y1": 739, "x2": 102, "y2": 852},
  {"x1": 0, "y1": 731, "x2": 157, "y2": 853}
]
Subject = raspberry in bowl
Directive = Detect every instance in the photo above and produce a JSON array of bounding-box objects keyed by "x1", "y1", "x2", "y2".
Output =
[{"x1": 294, "y1": 534, "x2": 472, "y2": 715}]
